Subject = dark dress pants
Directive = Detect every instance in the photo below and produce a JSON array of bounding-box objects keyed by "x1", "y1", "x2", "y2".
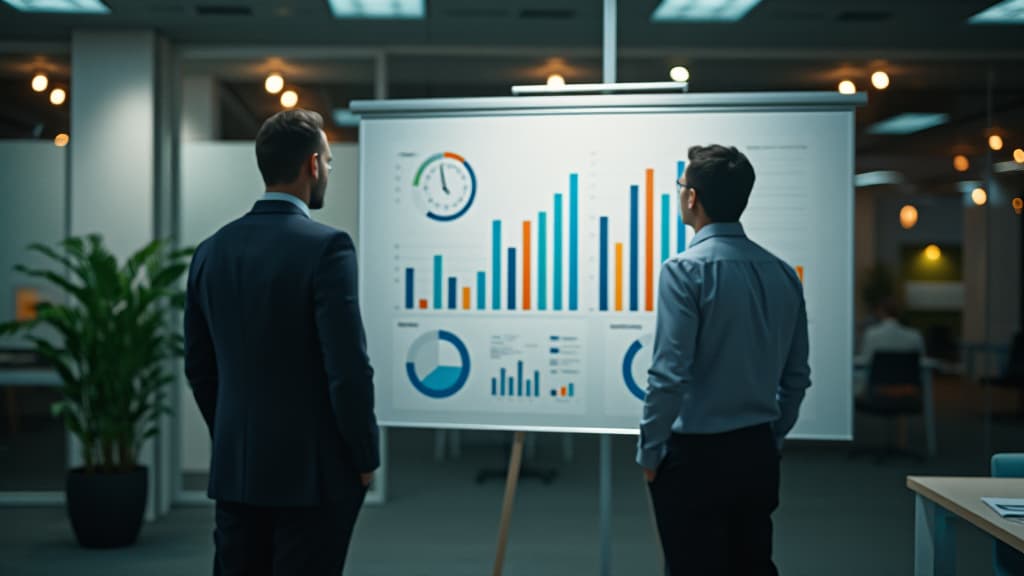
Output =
[
  {"x1": 648, "y1": 423, "x2": 780, "y2": 576},
  {"x1": 214, "y1": 485, "x2": 367, "y2": 576}
]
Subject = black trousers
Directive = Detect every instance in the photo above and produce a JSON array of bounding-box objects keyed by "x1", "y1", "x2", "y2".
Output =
[
  {"x1": 648, "y1": 423, "x2": 780, "y2": 576},
  {"x1": 214, "y1": 488, "x2": 367, "y2": 576}
]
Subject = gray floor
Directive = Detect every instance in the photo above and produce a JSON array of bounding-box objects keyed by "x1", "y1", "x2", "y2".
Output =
[{"x1": 0, "y1": 377, "x2": 1020, "y2": 575}]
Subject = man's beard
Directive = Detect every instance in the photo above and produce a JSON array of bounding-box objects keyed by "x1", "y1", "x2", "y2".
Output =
[{"x1": 309, "y1": 175, "x2": 326, "y2": 209}]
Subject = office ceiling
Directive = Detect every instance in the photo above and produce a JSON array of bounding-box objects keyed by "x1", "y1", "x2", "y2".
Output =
[{"x1": 0, "y1": 0, "x2": 1022, "y2": 196}]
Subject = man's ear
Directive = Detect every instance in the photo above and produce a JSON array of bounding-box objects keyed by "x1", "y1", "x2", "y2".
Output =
[{"x1": 308, "y1": 153, "x2": 319, "y2": 180}]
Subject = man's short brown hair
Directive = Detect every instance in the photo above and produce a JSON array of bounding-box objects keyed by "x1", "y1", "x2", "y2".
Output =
[{"x1": 254, "y1": 109, "x2": 324, "y2": 186}]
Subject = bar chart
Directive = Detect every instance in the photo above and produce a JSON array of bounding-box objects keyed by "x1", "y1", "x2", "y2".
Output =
[{"x1": 401, "y1": 173, "x2": 581, "y2": 312}]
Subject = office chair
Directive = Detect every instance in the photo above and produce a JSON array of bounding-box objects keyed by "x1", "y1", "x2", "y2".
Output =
[
  {"x1": 992, "y1": 453, "x2": 1024, "y2": 576},
  {"x1": 854, "y1": 351, "x2": 924, "y2": 460},
  {"x1": 982, "y1": 333, "x2": 1024, "y2": 417}
]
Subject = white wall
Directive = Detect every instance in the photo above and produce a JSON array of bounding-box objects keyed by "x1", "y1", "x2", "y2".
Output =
[
  {"x1": 178, "y1": 141, "x2": 360, "y2": 472},
  {"x1": 0, "y1": 142, "x2": 67, "y2": 348}
]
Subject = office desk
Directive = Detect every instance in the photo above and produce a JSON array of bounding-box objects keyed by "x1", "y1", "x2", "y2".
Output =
[
  {"x1": 855, "y1": 359, "x2": 938, "y2": 457},
  {"x1": 908, "y1": 476, "x2": 1024, "y2": 576}
]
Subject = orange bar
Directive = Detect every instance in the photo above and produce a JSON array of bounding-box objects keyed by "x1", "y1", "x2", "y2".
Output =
[
  {"x1": 418, "y1": 299, "x2": 428, "y2": 309},
  {"x1": 615, "y1": 243, "x2": 624, "y2": 311},
  {"x1": 523, "y1": 220, "x2": 532, "y2": 310},
  {"x1": 561, "y1": 386, "x2": 567, "y2": 397},
  {"x1": 462, "y1": 287, "x2": 471, "y2": 310},
  {"x1": 645, "y1": 168, "x2": 654, "y2": 312},
  {"x1": 796, "y1": 266, "x2": 805, "y2": 283}
]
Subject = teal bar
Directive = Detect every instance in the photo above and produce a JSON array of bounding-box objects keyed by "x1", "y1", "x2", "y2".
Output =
[
  {"x1": 569, "y1": 174, "x2": 578, "y2": 311},
  {"x1": 433, "y1": 255, "x2": 442, "y2": 309},
  {"x1": 677, "y1": 161, "x2": 687, "y2": 253},
  {"x1": 477, "y1": 271, "x2": 486, "y2": 310},
  {"x1": 538, "y1": 212, "x2": 547, "y2": 311},
  {"x1": 553, "y1": 194, "x2": 563, "y2": 310},
  {"x1": 661, "y1": 194, "x2": 670, "y2": 263},
  {"x1": 492, "y1": 220, "x2": 501, "y2": 310}
]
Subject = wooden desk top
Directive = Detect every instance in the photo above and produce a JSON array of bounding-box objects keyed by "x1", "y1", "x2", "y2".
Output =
[{"x1": 908, "y1": 476, "x2": 1024, "y2": 553}]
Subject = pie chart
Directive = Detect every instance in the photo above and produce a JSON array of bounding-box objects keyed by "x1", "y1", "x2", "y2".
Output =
[
  {"x1": 406, "y1": 330, "x2": 471, "y2": 399},
  {"x1": 622, "y1": 333, "x2": 654, "y2": 401}
]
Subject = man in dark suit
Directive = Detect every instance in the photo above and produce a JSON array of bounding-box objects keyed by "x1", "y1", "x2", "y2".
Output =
[{"x1": 185, "y1": 109, "x2": 379, "y2": 575}]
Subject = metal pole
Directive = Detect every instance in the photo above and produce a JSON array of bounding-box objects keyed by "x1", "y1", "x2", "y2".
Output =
[
  {"x1": 983, "y1": 66, "x2": 994, "y2": 462},
  {"x1": 600, "y1": 2, "x2": 616, "y2": 575}
]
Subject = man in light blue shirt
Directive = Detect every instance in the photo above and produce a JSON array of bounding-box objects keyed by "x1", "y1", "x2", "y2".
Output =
[{"x1": 638, "y1": 145, "x2": 811, "y2": 576}]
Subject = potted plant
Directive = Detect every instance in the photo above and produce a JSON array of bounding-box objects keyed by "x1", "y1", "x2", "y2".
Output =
[{"x1": 0, "y1": 234, "x2": 192, "y2": 548}]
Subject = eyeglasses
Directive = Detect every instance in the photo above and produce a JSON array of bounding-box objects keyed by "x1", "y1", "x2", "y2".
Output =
[
  {"x1": 315, "y1": 153, "x2": 333, "y2": 173},
  {"x1": 676, "y1": 179, "x2": 691, "y2": 194}
]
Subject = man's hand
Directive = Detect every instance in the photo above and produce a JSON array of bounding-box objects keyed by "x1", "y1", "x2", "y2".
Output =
[
  {"x1": 360, "y1": 472, "x2": 374, "y2": 487},
  {"x1": 643, "y1": 468, "x2": 657, "y2": 483}
]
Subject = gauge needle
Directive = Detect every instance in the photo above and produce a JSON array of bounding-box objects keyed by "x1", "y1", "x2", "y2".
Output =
[{"x1": 440, "y1": 163, "x2": 451, "y2": 195}]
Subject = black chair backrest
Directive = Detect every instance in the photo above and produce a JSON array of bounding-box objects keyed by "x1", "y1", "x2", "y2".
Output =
[{"x1": 868, "y1": 351, "x2": 922, "y2": 389}]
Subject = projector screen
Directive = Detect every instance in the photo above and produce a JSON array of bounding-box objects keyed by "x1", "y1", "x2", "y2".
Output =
[{"x1": 354, "y1": 93, "x2": 858, "y2": 439}]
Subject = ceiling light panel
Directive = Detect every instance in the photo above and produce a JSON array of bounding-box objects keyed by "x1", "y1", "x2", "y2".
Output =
[
  {"x1": 2, "y1": 0, "x2": 110, "y2": 13},
  {"x1": 651, "y1": 0, "x2": 762, "y2": 22},
  {"x1": 326, "y1": 0, "x2": 425, "y2": 19}
]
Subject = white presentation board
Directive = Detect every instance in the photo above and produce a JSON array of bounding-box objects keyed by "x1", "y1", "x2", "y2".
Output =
[{"x1": 354, "y1": 93, "x2": 860, "y2": 439}]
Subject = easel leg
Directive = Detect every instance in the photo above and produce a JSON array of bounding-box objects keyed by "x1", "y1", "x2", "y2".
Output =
[{"x1": 492, "y1": 431, "x2": 526, "y2": 576}]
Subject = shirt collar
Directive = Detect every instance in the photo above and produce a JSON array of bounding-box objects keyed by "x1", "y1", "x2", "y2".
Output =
[
  {"x1": 689, "y1": 222, "x2": 746, "y2": 248},
  {"x1": 261, "y1": 192, "x2": 310, "y2": 218}
]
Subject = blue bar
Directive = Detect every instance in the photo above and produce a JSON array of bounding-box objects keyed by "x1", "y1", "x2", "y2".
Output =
[
  {"x1": 553, "y1": 194, "x2": 563, "y2": 310},
  {"x1": 477, "y1": 271, "x2": 486, "y2": 310},
  {"x1": 501, "y1": 368, "x2": 506, "y2": 396},
  {"x1": 630, "y1": 184, "x2": 639, "y2": 311},
  {"x1": 569, "y1": 174, "x2": 579, "y2": 311},
  {"x1": 447, "y1": 277, "x2": 457, "y2": 310},
  {"x1": 677, "y1": 161, "x2": 687, "y2": 254},
  {"x1": 492, "y1": 221, "x2": 501, "y2": 310},
  {"x1": 433, "y1": 255, "x2": 442, "y2": 309},
  {"x1": 517, "y1": 361, "x2": 523, "y2": 397},
  {"x1": 569, "y1": 383, "x2": 574, "y2": 397},
  {"x1": 508, "y1": 248, "x2": 517, "y2": 311},
  {"x1": 534, "y1": 371, "x2": 540, "y2": 397},
  {"x1": 492, "y1": 378, "x2": 496, "y2": 396},
  {"x1": 538, "y1": 212, "x2": 547, "y2": 311},
  {"x1": 599, "y1": 216, "x2": 608, "y2": 311},
  {"x1": 661, "y1": 194, "x2": 670, "y2": 263},
  {"x1": 405, "y1": 267, "x2": 414, "y2": 309},
  {"x1": 525, "y1": 379, "x2": 531, "y2": 397}
]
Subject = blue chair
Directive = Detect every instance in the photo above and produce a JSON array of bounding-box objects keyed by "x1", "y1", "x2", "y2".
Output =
[{"x1": 991, "y1": 453, "x2": 1024, "y2": 576}]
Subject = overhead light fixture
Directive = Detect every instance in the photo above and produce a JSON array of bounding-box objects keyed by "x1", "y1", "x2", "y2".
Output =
[
  {"x1": 49, "y1": 88, "x2": 66, "y2": 106},
  {"x1": 546, "y1": 74, "x2": 566, "y2": 88},
  {"x1": 989, "y1": 134, "x2": 1004, "y2": 151},
  {"x1": 924, "y1": 244, "x2": 942, "y2": 262},
  {"x1": 332, "y1": 108, "x2": 360, "y2": 127},
  {"x1": 264, "y1": 74, "x2": 284, "y2": 95},
  {"x1": 669, "y1": 66, "x2": 690, "y2": 83},
  {"x1": 837, "y1": 80, "x2": 856, "y2": 95},
  {"x1": 1014, "y1": 148, "x2": 1024, "y2": 164},
  {"x1": 871, "y1": 71, "x2": 890, "y2": 90},
  {"x1": 899, "y1": 205, "x2": 918, "y2": 230},
  {"x1": 31, "y1": 73, "x2": 48, "y2": 92},
  {"x1": 968, "y1": 0, "x2": 1024, "y2": 24},
  {"x1": 854, "y1": 170, "x2": 905, "y2": 187},
  {"x1": 953, "y1": 154, "x2": 970, "y2": 172},
  {"x1": 53, "y1": 133, "x2": 69, "y2": 147},
  {"x1": 1013, "y1": 197, "x2": 1023, "y2": 215},
  {"x1": 971, "y1": 187, "x2": 988, "y2": 206},
  {"x1": 280, "y1": 90, "x2": 298, "y2": 109},
  {"x1": 651, "y1": 0, "x2": 762, "y2": 22},
  {"x1": 326, "y1": 0, "x2": 425, "y2": 19},
  {"x1": 2, "y1": 0, "x2": 110, "y2": 13},
  {"x1": 866, "y1": 113, "x2": 949, "y2": 135}
]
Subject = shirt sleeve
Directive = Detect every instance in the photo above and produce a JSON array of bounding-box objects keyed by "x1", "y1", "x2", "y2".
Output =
[
  {"x1": 775, "y1": 292, "x2": 812, "y2": 446},
  {"x1": 637, "y1": 260, "x2": 700, "y2": 470}
]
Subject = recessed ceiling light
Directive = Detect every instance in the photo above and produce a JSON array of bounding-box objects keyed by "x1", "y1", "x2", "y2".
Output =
[
  {"x1": 651, "y1": 0, "x2": 762, "y2": 22},
  {"x1": 866, "y1": 113, "x2": 949, "y2": 135},
  {"x1": 326, "y1": 0, "x2": 425, "y2": 19},
  {"x1": 837, "y1": 80, "x2": 856, "y2": 95},
  {"x1": 2, "y1": 0, "x2": 110, "y2": 13},
  {"x1": 968, "y1": 0, "x2": 1024, "y2": 24}
]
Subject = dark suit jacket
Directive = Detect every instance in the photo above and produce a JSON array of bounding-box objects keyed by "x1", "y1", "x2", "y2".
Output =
[{"x1": 184, "y1": 199, "x2": 379, "y2": 507}]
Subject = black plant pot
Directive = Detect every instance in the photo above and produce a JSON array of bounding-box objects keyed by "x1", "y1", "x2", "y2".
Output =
[{"x1": 66, "y1": 466, "x2": 147, "y2": 548}]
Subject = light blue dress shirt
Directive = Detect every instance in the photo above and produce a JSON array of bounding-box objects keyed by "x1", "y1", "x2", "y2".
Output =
[
  {"x1": 261, "y1": 192, "x2": 310, "y2": 218},
  {"x1": 637, "y1": 222, "x2": 811, "y2": 470}
]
